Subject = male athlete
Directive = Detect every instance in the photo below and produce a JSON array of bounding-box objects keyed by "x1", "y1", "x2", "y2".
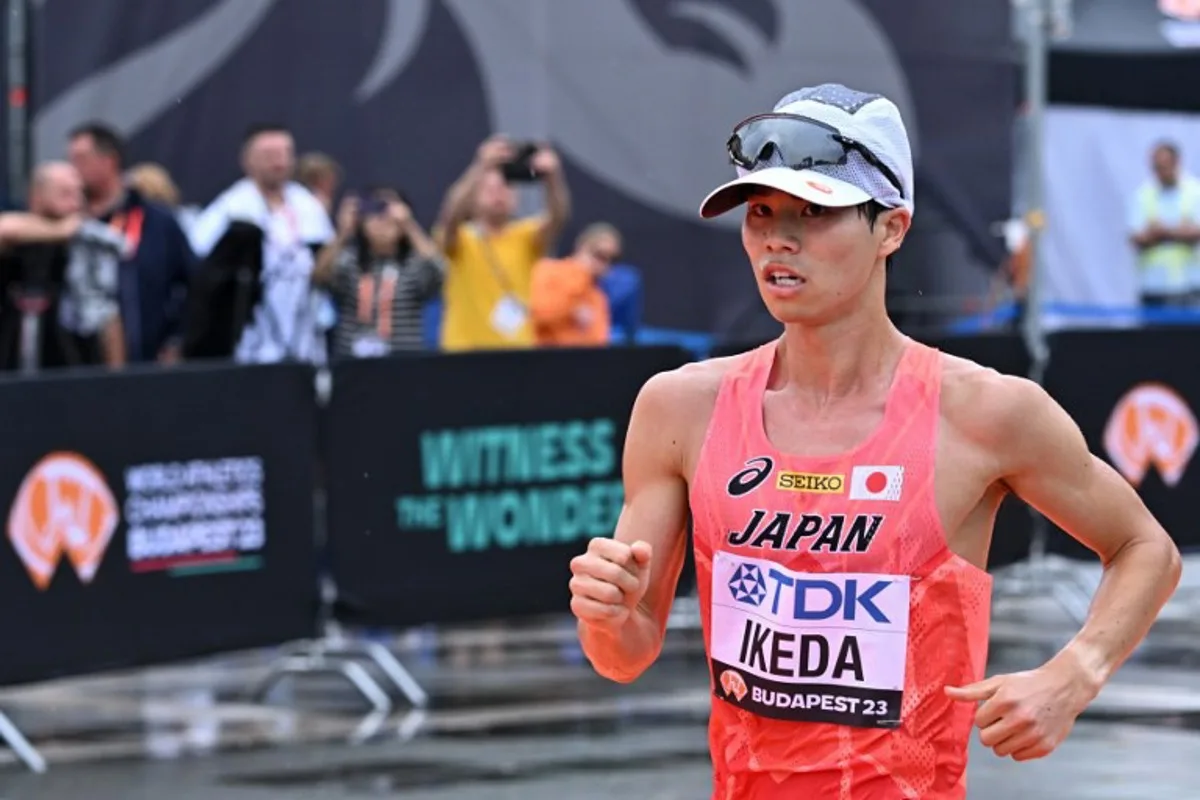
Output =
[{"x1": 569, "y1": 84, "x2": 1182, "y2": 799}]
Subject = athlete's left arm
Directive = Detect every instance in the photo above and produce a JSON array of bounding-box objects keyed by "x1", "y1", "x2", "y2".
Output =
[{"x1": 947, "y1": 374, "x2": 1182, "y2": 760}]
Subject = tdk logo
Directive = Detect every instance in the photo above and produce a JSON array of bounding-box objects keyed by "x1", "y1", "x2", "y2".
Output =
[
  {"x1": 728, "y1": 563, "x2": 768, "y2": 607},
  {"x1": 764, "y1": 573, "x2": 892, "y2": 624}
]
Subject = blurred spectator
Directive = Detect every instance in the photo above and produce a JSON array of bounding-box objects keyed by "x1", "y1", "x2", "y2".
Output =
[
  {"x1": 127, "y1": 160, "x2": 203, "y2": 241},
  {"x1": 189, "y1": 124, "x2": 334, "y2": 365},
  {"x1": 599, "y1": 261, "x2": 644, "y2": 344},
  {"x1": 68, "y1": 123, "x2": 196, "y2": 364},
  {"x1": 530, "y1": 222, "x2": 620, "y2": 347},
  {"x1": 1128, "y1": 141, "x2": 1200, "y2": 310},
  {"x1": 0, "y1": 166, "x2": 82, "y2": 247},
  {"x1": 314, "y1": 188, "x2": 444, "y2": 358},
  {"x1": 0, "y1": 162, "x2": 126, "y2": 369},
  {"x1": 296, "y1": 153, "x2": 342, "y2": 350},
  {"x1": 127, "y1": 162, "x2": 180, "y2": 207},
  {"x1": 297, "y1": 153, "x2": 342, "y2": 219},
  {"x1": 435, "y1": 135, "x2": 571, "y2": 351}
]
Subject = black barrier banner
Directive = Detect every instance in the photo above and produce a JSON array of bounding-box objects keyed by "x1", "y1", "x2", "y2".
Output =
[
  {"x1": 0, "y1": 363, "x2": 319, "y2": 687},
  {"x1": 327, "y1": 346, "x2": 691, "y2": 628},
  {"x1": 1044, "y1": 329, "x2": 1200, "y2": 558}
]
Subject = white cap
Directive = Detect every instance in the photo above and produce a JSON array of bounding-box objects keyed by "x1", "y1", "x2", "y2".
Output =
[{"x1": 699, "y1": 84, "x2": 915, "y2": 219}]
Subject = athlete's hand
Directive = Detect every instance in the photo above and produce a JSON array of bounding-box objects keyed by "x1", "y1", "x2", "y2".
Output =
[
  {"x1": 946, "y1": 659, "x2": 1097, "y2": 761},
  {"x1": 569, "y1": 538, "x2": 653, "y2": 633}
]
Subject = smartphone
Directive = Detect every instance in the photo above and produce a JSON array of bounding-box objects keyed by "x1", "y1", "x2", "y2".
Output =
[
  {"x1": 501, "y1": 142, "x2": 540, "y2": 183},
  {"x1": 360, "y1": 197, "x2": 388, "y2": 216}
]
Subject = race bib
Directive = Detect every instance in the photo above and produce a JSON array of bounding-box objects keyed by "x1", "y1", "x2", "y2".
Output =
[
  {"x1": 490, "y1": 294, "x2": 528, "y2": 337},
  {"x1": 710, "y1": 551, "x2": 909, "y2": 728}
]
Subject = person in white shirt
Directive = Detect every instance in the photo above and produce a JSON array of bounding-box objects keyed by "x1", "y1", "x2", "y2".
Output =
[{"x1": 189, "y1": 124, "x2": 335, "y2": 364}]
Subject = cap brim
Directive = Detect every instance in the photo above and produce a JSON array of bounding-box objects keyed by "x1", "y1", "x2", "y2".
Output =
[{"x1": 698, "y1": 167, "x2": 872, "y2": 219}]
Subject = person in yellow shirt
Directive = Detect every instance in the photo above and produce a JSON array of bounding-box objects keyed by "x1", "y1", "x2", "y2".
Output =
[
  {"x1": 434, "y1": 136, "x2": 571, "y2": 351},
  {"x1": 530, "y1": 223, "x2": 622, "y2": 348}
]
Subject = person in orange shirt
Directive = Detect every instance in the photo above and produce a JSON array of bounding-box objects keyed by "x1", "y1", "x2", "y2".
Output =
[{"x1": 530, "y1": 223, "x2": 621, "y2": 347}]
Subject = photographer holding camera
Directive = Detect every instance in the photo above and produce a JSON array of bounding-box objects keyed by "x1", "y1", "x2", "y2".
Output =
[{"x1": 434, "y1": 135, "x2": 571, "y2": 351}]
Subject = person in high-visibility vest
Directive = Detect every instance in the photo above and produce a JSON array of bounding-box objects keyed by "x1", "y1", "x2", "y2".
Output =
[{"x1": 1128, "y1": 141, "x2": 1200, "y2": 310}]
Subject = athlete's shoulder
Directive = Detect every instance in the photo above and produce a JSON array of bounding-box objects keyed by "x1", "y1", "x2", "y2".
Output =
[
  {"x1": 633, "y1": 350, "x2": 753, "y2": 425},
  {"x1": 641, "y1": 351, "x2": 752, "y2": 399},
  {"x1": 937, "y1": 350, "x2": 1057, "y2": 445}
]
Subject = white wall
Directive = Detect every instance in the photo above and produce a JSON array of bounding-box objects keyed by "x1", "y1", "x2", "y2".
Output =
[{"x1": 1042, "y1": 105, "x2": 1200, "y2": 328}]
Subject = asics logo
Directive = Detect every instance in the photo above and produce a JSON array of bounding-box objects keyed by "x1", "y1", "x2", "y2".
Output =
[{"x1": 726, "y1": 457, "x2": 774, "y2": 497}]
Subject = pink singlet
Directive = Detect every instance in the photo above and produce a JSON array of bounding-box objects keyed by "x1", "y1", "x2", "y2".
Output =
[{"x1": 689, "y1": 340, "x2": 993, "y2": 799}]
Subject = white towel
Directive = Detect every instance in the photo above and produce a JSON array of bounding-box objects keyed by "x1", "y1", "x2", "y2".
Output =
[{"x1": 188, "y1": 178, "x2": 331, "y2": 258}]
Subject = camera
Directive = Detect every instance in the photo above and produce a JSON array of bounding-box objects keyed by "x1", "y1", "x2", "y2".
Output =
[
  {"x1": 501, "y1": 142, "x2": 541, "y2": 183},
  {"x1": 360, "y1": 197, "x2": 389, "y2": 217}
]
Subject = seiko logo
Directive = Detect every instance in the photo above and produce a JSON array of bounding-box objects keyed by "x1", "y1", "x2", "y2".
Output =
[
  {"x1": 726, "y1": 457, "x2": 774, "y2": 497},
  {"x1": 776, "y1": 472, "x2": 844, "y2": 494}
]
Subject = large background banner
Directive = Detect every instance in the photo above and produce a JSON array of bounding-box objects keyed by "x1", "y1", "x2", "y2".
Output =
[
  {"x1": 30, "y1": 0, "x2": 1014, "y2": 339},
  {"x1": 1042, "y1": 329, "x2": 1200, "y2": 559},
  {"x1": 0, "y1": 363, "x2": 319, "y2": 686},
  {"x1": 326, "y1": 346, "x2": 690, "y2": 628}
]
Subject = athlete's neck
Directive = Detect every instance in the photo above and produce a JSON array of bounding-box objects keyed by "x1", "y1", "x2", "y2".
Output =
[{"x1": 775, "y1": 293, "x2": 907, "y2": 405}]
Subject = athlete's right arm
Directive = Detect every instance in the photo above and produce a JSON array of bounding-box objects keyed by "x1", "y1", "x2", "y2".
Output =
[{"x1": 571, "y1": 371, "x2": 693, "y2": 683}]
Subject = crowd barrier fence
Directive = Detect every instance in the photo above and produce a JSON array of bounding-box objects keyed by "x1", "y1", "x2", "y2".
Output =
[
  {"x1": 0, "y1": 361, "x2": 321, "y2": 771},
  {"x1": 0, "y1": 330, "x2": 1197, "y2": 771}
]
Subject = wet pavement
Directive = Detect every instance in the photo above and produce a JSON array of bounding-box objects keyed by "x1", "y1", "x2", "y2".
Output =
[{"x1": 1, "y1": 556, "x2": 1199, "y2": 798}]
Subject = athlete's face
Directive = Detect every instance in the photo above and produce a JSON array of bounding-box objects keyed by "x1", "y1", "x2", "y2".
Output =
[{"x1": 741, "y1": 188, "x2": 908, "y2": 325}]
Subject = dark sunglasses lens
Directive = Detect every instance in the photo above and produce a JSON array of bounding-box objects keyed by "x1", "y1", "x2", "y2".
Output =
[{"x1": 731, "y1": 117, "x2": 847, "y2": 171}]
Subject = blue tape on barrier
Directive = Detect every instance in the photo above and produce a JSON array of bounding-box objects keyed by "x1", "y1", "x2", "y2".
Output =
[{"x1": 949, "y1": 302, "x2": 1200, "y2": 333}]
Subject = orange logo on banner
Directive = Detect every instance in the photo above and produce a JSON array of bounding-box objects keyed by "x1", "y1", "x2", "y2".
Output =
[
  {"x1": 1103, "y1": 384, "x2": 1199, "y2": 488},
  {"x1": 1161, "y1": 0, "x2": 1200, "y2": 21},
  {"x1": 7, "y1": 453, "x2": 119, "y2": 590}
]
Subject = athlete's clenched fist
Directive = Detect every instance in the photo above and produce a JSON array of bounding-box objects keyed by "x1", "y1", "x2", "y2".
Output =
[{"x1": 569, "y1": 538, "x2": 653, "y2": 633}]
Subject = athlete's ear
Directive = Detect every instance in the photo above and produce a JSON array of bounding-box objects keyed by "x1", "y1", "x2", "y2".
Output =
[{"x1": 878, "y1": 208, "x2": 911, "y2": 260}]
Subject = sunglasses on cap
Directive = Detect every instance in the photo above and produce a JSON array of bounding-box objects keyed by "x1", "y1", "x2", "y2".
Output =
[{"x1": 726, "y1": 113, "x2": 905, "y2": 200}]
